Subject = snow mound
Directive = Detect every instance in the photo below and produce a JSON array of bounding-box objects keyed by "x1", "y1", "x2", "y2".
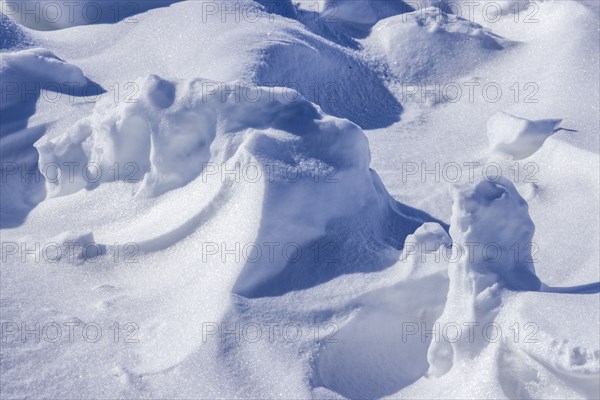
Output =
[
  {"x1": 0, "y1": 46, "x2": 93, "y2": 130},
  {"x1": 487, "y1": 111, "x2": 564, "y2": 160},
  {"x1": 368, "y1": 7, "x2": 508, "y2": 82}
]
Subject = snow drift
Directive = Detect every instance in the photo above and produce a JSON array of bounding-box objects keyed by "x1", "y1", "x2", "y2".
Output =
[
  {"x1": 35, "y1": 73, "x2": 434, "y2": 295},
  {"x1": 1, "y1": 0, "x2": 598, "y2": 398}
]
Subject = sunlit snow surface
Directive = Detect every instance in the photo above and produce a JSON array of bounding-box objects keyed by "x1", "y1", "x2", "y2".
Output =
[{"x1": 0, "y1": 0, "x2": 599, "y2": 398}]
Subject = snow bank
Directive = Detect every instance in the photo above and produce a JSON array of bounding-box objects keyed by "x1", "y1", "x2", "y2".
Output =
[
  {"x1": 487, "y1": 111, "x2": 563, "y2": 160},
  {"x1": 1, "y1": 0, "x2": 597, "y2": 397}
]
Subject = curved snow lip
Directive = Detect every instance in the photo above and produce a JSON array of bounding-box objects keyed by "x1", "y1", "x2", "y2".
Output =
[{"x1": 1, "y1": 47, "x2": 104, "y2": 138}]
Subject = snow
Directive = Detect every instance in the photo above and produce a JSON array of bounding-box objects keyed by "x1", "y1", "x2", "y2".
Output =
[
  {"x1": 1, "y1": 0, "x2": 599, "y2": 398},
  {"x1": 427, "y1": 177, "x2": 541, "y2": 378},
  {"x1": 1, "y1": 47, "x2": 90, "y2": 135},
  {"x1": 1, "y1": 1, "x2": 181, "y2": 30},
  {"x1": 0, "y1": 10, "x2": 31, "y2": 50},
  {"x1": 487, "y1": 111, "x2": 563, "y2": 160},
  {"x1": 320, "y1": 0, "x2": 411, "y2": 26},
  {"x1": 367, "y1": 6, "x2": 509, "y2": 82}
]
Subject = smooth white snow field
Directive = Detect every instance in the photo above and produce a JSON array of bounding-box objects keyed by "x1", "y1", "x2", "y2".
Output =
[{"x1": 0, "y1": 0, "x2": 599, "y2": 399}]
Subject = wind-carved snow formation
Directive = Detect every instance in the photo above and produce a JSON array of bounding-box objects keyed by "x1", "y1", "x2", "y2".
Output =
[
  {"x1": 427, "y1": 177, "x2": 541, "y2": 377},
  {"x1": 1, "y1": 48, "x2": 90, "y2": 136},
  {"x1": 487, "y1": 111, "x2": 564, "y2": 160},
  {"x1": 36, "y1": 74, "x2": 429, "y2": 296},
  {"x1": 1, "y1": 0, "x2": 599, "y2": 398}
]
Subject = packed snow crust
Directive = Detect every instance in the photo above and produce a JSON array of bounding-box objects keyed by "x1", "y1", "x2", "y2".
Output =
[{"x1": 1, "y1": 0, "x2": 599, "y2": 399}]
